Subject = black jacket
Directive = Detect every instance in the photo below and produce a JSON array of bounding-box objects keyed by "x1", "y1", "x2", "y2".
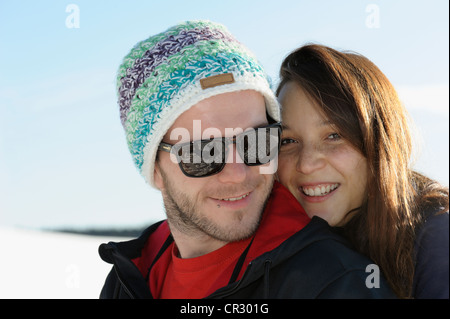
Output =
[{"x1": 98, "y1": 217, "x2": 396, "y2": 299}]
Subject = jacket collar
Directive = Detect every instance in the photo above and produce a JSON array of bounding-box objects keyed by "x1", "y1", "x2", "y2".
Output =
[{"x1": 99, "y1": 220, "x2": 164, "y2": 264}]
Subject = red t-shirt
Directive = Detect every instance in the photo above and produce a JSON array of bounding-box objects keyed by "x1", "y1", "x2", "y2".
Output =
[{"x1": 132, "y1": 181, "x2": 310, "y2": 299}]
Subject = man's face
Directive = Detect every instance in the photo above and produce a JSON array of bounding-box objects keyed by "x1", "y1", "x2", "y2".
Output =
[{"x1": 154, "y1": 90, "x2": 274, "y2": 243}]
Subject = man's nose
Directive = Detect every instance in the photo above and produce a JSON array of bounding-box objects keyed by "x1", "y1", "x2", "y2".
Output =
[{"x1": 216, "y1": 144, "x2": 248, "y2": 184}]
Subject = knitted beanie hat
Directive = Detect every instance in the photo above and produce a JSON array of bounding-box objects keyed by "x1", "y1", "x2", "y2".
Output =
[{"x1": 117, "y1": 20, "x2": 280, "y2": 188}]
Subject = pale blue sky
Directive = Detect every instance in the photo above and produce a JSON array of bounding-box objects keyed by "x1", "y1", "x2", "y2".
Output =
[{"x1": 0, "y1": 0, "x2": 448, "y2": 229}]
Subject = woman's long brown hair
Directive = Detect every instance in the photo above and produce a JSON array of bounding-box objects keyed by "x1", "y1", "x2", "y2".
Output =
[{"x1": 277, "y1": 44, "x2": 449, "y2": 298}]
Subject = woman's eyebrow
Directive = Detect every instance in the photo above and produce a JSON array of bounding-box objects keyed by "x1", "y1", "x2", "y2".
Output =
[
  {"x1": 282, "y1": 120, "x2": 333, "y2": 130},
  {"x1": 320, "y1": 120, "x2": 335, "y2": 127}
]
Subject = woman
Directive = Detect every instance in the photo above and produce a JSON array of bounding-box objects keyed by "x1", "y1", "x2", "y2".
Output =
[{"x1": 276, "y1": 44, "x2": 449, "y2": 298}]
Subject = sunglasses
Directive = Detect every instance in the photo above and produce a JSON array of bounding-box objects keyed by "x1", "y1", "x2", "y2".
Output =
[{"x1": 158, "y1": 123, "x2": 282, "y2": 177}]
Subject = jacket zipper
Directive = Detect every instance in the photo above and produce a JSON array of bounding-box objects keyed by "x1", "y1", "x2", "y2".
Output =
[
  {"x1": 111, "y1": 255, "x2": 136, "y2": 299},
  {"x1": 263, "y1": 259, "x2": 272, "y2": 299},
  {"x1": 205, "y1": 262, "x2": 254, "y2": 298},
  {"x1": 207, "y1": 258, "x2": 273, "y2": 299}
]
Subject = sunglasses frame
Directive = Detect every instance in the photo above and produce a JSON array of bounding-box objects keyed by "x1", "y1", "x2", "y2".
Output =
[{"x1": 158, "y1": 122, "x2": 282, "y2": 178}]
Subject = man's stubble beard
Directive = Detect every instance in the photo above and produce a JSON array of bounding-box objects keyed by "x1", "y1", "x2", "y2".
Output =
[{"x1": 159, "y1": 168, "x2": 274, "y2": 243}]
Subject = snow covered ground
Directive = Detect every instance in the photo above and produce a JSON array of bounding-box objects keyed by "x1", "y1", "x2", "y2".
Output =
[{"x1": 0, "y1": 227, "x2": 130, "y2": 299}]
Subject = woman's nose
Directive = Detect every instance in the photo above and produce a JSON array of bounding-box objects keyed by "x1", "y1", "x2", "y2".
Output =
[{"x1": 295, "y1": 144, "x2": 326, "y2": 175}]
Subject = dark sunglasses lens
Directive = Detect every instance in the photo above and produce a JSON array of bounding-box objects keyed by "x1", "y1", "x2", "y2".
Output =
[
  {"x1": 180, "y1": 161, "x2": 224, "y2": 177},
  {"x1": 237, "y1": 126, "x2": 280, "y2": 165},
  {"x1": 178, "y1": 140, "x2": 225, "y2": 177}
]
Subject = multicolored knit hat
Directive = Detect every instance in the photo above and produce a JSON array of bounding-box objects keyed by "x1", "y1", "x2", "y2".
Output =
[{"x1": 117, "y1": 20, "x2": 280, "y2": 188}]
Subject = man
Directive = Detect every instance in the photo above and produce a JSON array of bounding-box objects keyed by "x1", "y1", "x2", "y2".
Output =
[{"x1": 99, "y1": 20, "x2": 395, "y2": 298}]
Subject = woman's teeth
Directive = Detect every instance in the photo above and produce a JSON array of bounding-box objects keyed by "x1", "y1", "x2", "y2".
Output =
[
  {"x1": 221, "y1": 193, "x2": 250, "y2": 201},
  {"x1": 302, "y1": 184, "x2": 339, "y2": 197}
]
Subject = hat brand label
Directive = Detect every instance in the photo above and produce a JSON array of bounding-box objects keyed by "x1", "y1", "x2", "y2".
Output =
[{"x1": 200, "y1": 73, "x2": 235, "y2": 90}]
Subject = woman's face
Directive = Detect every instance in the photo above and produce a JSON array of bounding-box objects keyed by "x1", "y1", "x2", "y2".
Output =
[{"x1": 277, "y1": 82, "x2": 368, "y2": 226}]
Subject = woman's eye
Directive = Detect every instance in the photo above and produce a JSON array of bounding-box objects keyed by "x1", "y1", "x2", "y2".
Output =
[
  {"x1": 281, "y1": 138, "x2": 298, "y2": 145},
  {"x1": 327, "y1": 133, "x2": 341, "y2": 140}
]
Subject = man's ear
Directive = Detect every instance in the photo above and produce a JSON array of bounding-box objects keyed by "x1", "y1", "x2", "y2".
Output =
[{"x1": 153, "y1": 160, "x2": 164, "y2": 191}]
